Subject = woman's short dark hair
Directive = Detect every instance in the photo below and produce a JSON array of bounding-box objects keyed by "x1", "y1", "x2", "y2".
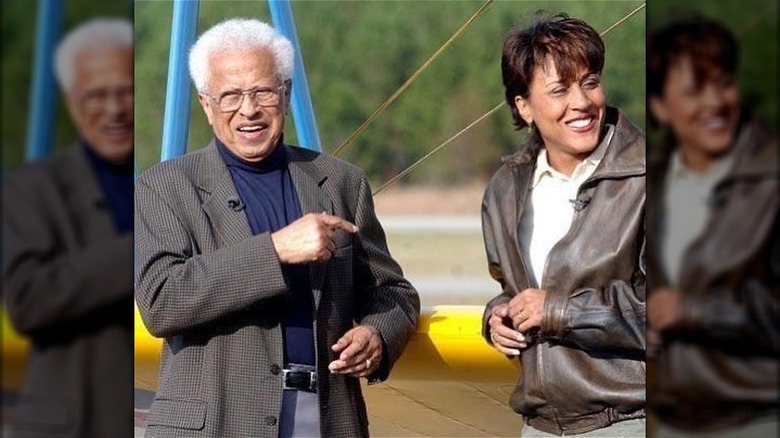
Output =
[
  {"x1": 647, "y1": 16, "x2": 739, "y2": 99},
  {"x1": 502, "y1": 13, "x2": 605, "y2": 131}
]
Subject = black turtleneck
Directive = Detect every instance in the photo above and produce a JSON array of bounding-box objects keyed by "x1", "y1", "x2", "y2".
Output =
[
  {"x1": 216, "y1": 139, "x2": 315, "y2": 366},
  {"x1": 82, "y1": 142, "x2": 133, "y2": 233}
]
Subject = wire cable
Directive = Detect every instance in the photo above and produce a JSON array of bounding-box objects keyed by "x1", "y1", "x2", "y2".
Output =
[
  {"x1": 332, "y1": 0, "x2": 496, "y2": 158},
  {"x1": 372, "y1": 3, "x2": 646, "y2": 196}
]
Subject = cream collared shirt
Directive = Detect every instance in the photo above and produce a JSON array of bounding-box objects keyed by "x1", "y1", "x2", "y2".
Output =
[
  {"x1": 661, "y1": 149, "x2": 735, "y2": 285},
  {"x1": 519, "y1": 125, "x2": 614, "y2": 287}
]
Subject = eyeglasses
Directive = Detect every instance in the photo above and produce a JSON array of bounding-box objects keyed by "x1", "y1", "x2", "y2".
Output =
[
  {"x1": 79, "y1": 86, "x2": 134, "y2": 114},
  {"x1": 203, "y1": 84, "x2": 286, "y2": 113}
]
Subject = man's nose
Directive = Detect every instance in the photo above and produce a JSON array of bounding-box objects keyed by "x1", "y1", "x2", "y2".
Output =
[
  {"x1": 105, "y1": 94, "x2": 124, "y2": 115},
  {"x1": 104, "y1": 91, "x2": 132, "y2": 116},
  {"x1": 238, "y1": 93, "x2": 262, "y2": 117}
]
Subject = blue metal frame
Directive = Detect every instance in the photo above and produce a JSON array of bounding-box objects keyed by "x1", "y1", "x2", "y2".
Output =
[
  {"x1": 160, "y1": 0, "x2": 200, "y2": 162},
  {"x1": 25, "y1": 0, "x2": 64, "y2": 162},
  {"x1": 268, "y1": 0, "x2": 322, "y2": 152}
]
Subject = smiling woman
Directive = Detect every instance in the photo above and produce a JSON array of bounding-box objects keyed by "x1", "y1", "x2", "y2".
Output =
[{"x1": 482, "y1": 13, "x2": 647, "y2": 437}]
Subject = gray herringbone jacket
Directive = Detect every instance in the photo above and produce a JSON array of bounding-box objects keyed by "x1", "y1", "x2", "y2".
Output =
[
  {"x1": 135, "y1": 142, "x2": 419, "y2": 437},
  {"x1": 3, "y1": 146, "x2": 134, "y2": 437}
]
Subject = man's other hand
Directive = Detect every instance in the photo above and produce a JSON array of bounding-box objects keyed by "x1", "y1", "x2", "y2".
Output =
[{"x1": 328, "y1": 325, "x2": 382, "y2": 378}]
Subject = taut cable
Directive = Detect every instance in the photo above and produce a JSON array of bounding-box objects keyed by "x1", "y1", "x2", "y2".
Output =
[
  {"x1": 372, "y1": 3, "x2": 646, "y2": 196},
  {"x1": 332, "y1": 0, "x2": 496, "y2": 158}
]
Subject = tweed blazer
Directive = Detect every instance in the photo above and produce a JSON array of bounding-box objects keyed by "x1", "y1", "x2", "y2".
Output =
[
  {"x1": 2, "y1": 145, "x2": 134, "y2": 437},
  {"x1": 135, "y1": 141, "x2": 419, "y2": 437}
]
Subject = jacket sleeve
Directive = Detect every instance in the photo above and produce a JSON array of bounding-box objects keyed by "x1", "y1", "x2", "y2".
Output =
[
  {"x1": 134, "y1": 178, "x2": 289, "y2": 338},
  {"x1": 480, "y1": 183, "x2": 516, "y2": 345},
  {"x1": 352, "y1": 175, "x2": 420, "y2": 382},
  {"x1": 668, "y1": 212, "x2": 780, "y2": 355},
  {"x1": 2, "y1": 174, "x2": 134, "y2": 336},
  {"x1": 541, "y1": 238, "x2": 647, "y2": 355}
]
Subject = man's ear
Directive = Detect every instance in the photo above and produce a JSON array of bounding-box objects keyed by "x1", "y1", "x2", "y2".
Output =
[
  {"x1": 197, "y1": 93, "x2": 214, "y2": 126},
  {"x1": 649, "y1": 96, "x2": 669, "y2": 125},
  {"x1": 514, "y1": 95, "x2": 533, "y2": 126}
]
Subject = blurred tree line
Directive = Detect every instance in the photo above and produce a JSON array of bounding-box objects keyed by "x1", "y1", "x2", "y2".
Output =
[
  {"x1": 4, "y1": 1, "x2": 772, "y2": 187},
  {"x1": 134, "y1": 0, "x2": 646, "y2": 187},
  {"x1": 4, "y1": 0, "x2": 647, "y2": 184},
  {"x1": 646, "y1": 0, "x2": 778, "y2": 152},
  {"x1": 1, "y1": 0, "x2": 132, "y2": 173}
]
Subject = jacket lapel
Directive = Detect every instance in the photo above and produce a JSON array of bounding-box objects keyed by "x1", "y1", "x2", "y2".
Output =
[
  {"x1": 196, "y1": 142, "x2": 253, "y2": 247},
  {"x1": 287, "y1": 146, "x2": 332, "y2": 310},
  {"x1": 584, "y1": 107, "x2": 646, "y2": 184},
  {"x1": 60, "y1": 146, "x2": 117, "y2": 243},
  {"x1": 504, "y1": 147, "x2": 537, "y2": 289}
]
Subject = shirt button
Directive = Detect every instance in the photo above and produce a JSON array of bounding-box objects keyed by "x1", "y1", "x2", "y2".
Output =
[
  {"x1": 265, "y1": 415, "x2": 277, "y2": 426},
  {"x1": 270, "y1": 364, "x2": 281, "y2": 375}
]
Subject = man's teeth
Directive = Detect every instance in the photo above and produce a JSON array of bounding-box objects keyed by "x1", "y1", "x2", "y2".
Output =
[
  {"x1": 568, "y1": 118, "x2": 592, "y2": 128},
  {"x1": 239, "y1": 125, "x2": 264, "y2": 132}
]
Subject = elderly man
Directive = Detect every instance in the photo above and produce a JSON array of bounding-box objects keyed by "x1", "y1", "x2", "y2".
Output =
[
  {"x1": 135, "y1": 18, "x2": 420, "y2": 437},
  {"x1": 2, "y1": 18, "x2": 134, "y2": 437}
]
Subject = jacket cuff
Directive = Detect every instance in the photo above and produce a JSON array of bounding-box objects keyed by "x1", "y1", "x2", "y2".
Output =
[
  {"x1": 541, "y1": 291, "x2": 569, "y2": 341},
  {"x1": 675, "y1": 292, "x2": 702, "y2": 335}
]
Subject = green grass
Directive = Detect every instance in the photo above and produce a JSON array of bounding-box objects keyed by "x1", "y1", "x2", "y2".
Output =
[{"x1": 385, "y1": 232, "x2": 487, "y2": 278}]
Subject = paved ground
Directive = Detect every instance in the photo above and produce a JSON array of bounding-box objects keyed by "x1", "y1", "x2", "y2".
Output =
[{"x1": 134, "y1": 380, "x2": 522, "y2": 437}]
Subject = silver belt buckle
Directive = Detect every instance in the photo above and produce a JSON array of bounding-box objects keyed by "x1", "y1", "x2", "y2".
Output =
[
  {"x1": 282, "y1": 369, "x2": 317, "y2": 392},
  {"x1": 306, "y1": 370, "x2": 317, "y2": 392}
]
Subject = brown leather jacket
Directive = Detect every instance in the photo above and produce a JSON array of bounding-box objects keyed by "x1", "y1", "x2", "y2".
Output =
[
  {"x1": 647, "y1": 111, "x2": 779, "y2": 431},
  {"x1": 482, "y1": 107, "x2": 646, "y2": 435}
]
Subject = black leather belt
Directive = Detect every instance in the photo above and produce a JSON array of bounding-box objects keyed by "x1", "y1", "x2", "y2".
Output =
[{"x1": 282, "y1": 369, "x2": 317, "y2": 393}]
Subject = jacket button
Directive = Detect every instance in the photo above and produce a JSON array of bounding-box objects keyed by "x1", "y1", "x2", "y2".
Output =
[
  {"x1": 265, "y1": 415, "x2": 277, "y2": 426},
  {"x1": 270, "y1": 364, "x2": 281, "y2": 375}
]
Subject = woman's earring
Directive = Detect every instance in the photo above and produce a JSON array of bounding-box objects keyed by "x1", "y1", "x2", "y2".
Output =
[{"x1": 527, "y1": 122, "x2": 534, "y2": 135}]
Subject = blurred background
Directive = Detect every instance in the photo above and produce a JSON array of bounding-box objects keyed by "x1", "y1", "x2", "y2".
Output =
[
  {"x1": 1, "y1": 0, "x2": 133, "y2": 171},
  {"x1": 646, "y1": 0, "x2": 778, "y2": 143},
  {"x1": 132, "y1": 0, "x2": 646, "y2": 184},
  {"x1": 3, "y1": 1, "x2": 135, "y2": 436},
  {"x1": 646, "y1": 1, "x2": 778, "y2": 437}
]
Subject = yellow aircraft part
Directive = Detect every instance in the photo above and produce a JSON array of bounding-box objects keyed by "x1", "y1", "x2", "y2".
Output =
[
  {"x1": 2, "y1": 310, "x2": 29, "y2": 391},
  {"x1": 5, "y1": 304, "x2": 520, "y2": 392}
]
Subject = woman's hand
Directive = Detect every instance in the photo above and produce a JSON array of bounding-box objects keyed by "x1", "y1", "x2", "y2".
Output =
[{"x1": 508, "y1": 288, "x2": 547, "y2": 333}]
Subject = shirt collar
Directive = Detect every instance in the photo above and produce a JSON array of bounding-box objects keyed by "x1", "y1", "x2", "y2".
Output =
[
  {"x1": 532, "y1": 123, "x2": 615, "y2": 188},
  {"x1": 668, "y1": 146, "x2": 735, "y2": 183},
  {"x1": 215, "y1": 137, "x2": 287, "y2": 174}
]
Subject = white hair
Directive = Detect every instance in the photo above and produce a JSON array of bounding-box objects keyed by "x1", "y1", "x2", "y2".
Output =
[
  {"x1": 188, "y1": 18, "x2": 294, "y2": 92},
  {"x1": 54, "y1": 18, "x2": 133, "y2": 93}
]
